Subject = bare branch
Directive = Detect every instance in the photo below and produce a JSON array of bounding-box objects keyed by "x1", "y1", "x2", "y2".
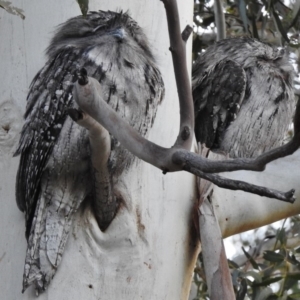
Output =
[
  {"x1": 68, "y1": 108, "x2": 111, "y2": 170},
  {"x1": 68, "y1": 107, "x2": 117, "y2": 230},
  {"x1": 214, "y1": 0, "x2": 226, "y2": 40},
  {"x1": 172, "y1": 133, "x2": 300, "y2": 173},
  {"x1": 161, "y1": 0, "x2": 194, "y2": 150},
  {"x1": 186, "y1": 165, "x2": 295, "y2": 203},
  {"x1": 73, "y1": 77, "x2": 172, "y2": 170}
]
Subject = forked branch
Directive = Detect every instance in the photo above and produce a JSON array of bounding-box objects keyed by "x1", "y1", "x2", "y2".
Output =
[{"x1": 73, "y1": 0, "x2": 299, "y2": 203}]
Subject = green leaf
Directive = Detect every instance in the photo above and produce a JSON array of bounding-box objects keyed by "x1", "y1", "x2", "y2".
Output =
[
  {"x1": 286, "y1": 272, "x2": 300, "y2": 280},
  {"x1": 263, "y1": 251, "x2": 285, "y2": 263},
  {"x1": 255, "y1": 287, "x2": 274, "y2": 300},
  {"x1": 76, "y1": 0, "x2": 89, "y2": 17},
  {"x1": 228, "y1": 259, "x2": 239, "y2": 269},
  {"x1": 283, "y1": 275, "x2": 299, "y2": 292},
  {"x1": 0, "y1": 0, "x2": 25, "y2": 19},
  {"x1": 287, "y1": 254, "x2": 300, "y2": 266},
  {"x1": 277, "y1": 228, "x2": 287, "y2": 245},
  {"x1": 242, "y1": 247, "x2": 259, "y2": 270},
  {"x1": 287, "y1": 293, "x2": 300, "y2": 299},
  {"x1": 244, "y1": 270, "x2": 262, "y2": 283},
  {"x1": 253, "y1": 276, "x2": 283, "y2": 287}
]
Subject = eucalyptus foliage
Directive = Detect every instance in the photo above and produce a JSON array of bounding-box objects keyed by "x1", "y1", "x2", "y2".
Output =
[{"x1": 193, "y1": 0, "x2": 300, "y2": 57}]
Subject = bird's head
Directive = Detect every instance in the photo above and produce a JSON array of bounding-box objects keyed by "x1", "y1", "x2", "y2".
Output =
[{"x1": 46, "y1": 11, "x2": 153, "y2": 60}]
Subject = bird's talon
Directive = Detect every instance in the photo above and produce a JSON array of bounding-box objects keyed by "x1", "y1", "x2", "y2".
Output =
[{"x1": 77, "y1": 68, "x2": 88, "y2": 85}]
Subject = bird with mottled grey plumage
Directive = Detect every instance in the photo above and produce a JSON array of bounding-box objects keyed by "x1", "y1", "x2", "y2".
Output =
[
  {"x1": 192, "y1": 37, "x2": 294, "y2": 158},
  {"x1": 14, "y1": 11, "x2": 164, "y2": 293}
]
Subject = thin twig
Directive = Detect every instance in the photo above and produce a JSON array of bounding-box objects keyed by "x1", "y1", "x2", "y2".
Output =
[
  {"x1": 162, "y1": 0, "x2": 194, "y2": 150},
  {"x1": 186, "y1": 166, "x2": 295, "y2": 203}
]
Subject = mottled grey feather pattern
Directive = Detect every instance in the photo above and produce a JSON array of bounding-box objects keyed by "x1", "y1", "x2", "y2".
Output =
[
  {"x1": 15, "y1": 11, "x2": 164, "y2": 293},
  {"x1": 193, "y1": 37, "x2": 294, "y2": 158}
]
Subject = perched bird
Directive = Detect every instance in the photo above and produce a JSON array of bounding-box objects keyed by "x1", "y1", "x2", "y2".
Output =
[
  {"x1": 192, "y1": 37, "x2": 294, "y2": 158},
  {"x1": 14, "y1": 11, "x2": 164, "y2": 293}
]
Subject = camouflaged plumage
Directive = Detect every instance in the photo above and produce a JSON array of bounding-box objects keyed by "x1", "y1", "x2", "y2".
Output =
[
  {"x1": 193, "y1": 37, "x2": 294, "y2": 158},
  {"x1": 15, "y1": 11, "x2": 164, "y2": 293}
]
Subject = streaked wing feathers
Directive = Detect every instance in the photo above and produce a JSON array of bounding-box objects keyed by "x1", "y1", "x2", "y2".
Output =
[{"x1": 193, "y1": 59, "x2": 246, "y2": 150}]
